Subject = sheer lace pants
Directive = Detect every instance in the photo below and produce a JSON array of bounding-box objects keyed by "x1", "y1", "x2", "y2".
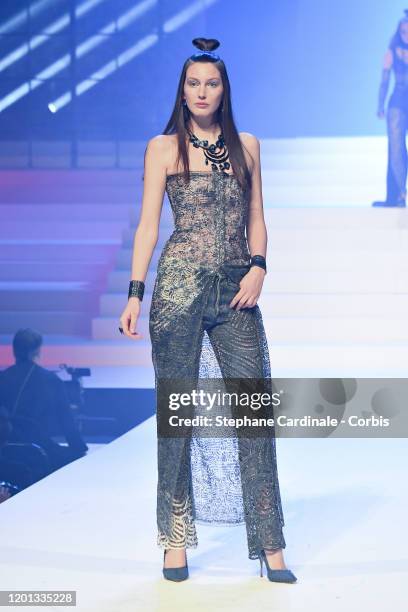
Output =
[
  {"x1": 153, "y1": 270, "x2": 286, "y2": 560},
  {"x1": 386, "y1": 105, "x2": 408, "y2": 202}
]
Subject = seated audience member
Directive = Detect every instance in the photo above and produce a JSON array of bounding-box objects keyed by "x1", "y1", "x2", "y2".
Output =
[{"x1": 0, "y1": 329, "x2": 88, "y2": 473}]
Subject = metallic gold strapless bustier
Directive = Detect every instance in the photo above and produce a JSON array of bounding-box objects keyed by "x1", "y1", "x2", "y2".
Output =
[{"x1": 162, "y1": 171, "x2": 251, "y2": 268}]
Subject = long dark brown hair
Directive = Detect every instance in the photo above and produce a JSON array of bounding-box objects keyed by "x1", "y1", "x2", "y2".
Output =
[
  {"x1": 161, "y1": 37, "x2": 253, "y2": 193},
  {"x1": 389, "y1": 10, "x2": 408, "y2": 50}
]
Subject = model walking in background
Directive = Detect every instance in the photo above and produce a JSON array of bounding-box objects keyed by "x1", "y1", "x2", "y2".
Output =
[{"x1": 373, "y1": 9, "x2": 408, "y2": 207}]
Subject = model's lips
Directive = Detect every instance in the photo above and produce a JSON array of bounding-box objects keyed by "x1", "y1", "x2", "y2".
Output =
[{"x1": 195, "y1": 103, "x2": 209, "y2": 107}]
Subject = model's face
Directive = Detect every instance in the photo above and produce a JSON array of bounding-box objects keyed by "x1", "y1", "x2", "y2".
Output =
[
  {"x1": 400, "y1": 22, "x2": 408, "y2": 44},
  {"x1": 183, "y1": 63, "x2": 223, "y2": 115}
]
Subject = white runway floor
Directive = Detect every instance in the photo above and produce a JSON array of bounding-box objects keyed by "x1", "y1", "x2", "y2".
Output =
[{"x1": 0, "y1": 414, "x2": 406, "y2": 611}]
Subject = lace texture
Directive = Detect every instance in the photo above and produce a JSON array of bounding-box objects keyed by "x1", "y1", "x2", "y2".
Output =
[
  {"x1": 150, "y1": 171, "x2": 286, "y2": 560},
  {"x1": 385, "y1": 46, "x2": 408, "y2": 201},
  {"x1": 386, "y1": 106, "x2": 408, "y2": 200},
  {"x1": 160, "y1": 172, "x2": 250, "y2": 267}
]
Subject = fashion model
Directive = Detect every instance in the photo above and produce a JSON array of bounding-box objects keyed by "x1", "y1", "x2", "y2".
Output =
[
  {"x1": 373, "y1": 9, "x2": 408, "y2": 207},
  {"x1": 119, "y1": 37, "x2": 297, "y2": 584}
]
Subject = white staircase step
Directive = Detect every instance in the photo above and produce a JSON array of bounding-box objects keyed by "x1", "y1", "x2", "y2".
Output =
[
  {"x1": 0, "y1": 221, "x2": 125, "y2": 240},
  {"x1": 0, "y1": 203, "x2": 132, "y2": 221},
  {"x1": 0, "y1": 311, "x2": 91, "y2": 335},
  {"x1": 0, "y1": 242, "x2": 118, "y2": 263},
  {"x1": 259, "y1": 136, "x2": 388, "y2": 154},
  {"x1": 99, "y1": 292, "x2": 408, "y2": 318},
  {"x1": 0, "y1": 261, "x2": 110, "y2": 282},
  {"x1": 92, "y1": 315, "x2": 408, "y2": 343},
  {"x1": 106, "y1": 267, "x2": 408, "y2": 293},
  {"x1": 122, "y1": 226, "x2": 408, "y2": 249},
  {"x1": 116, "y1": 248, "x2": 408, "y2": 271},
  {"x1": 129, "y1": 207, "x2": 408, "y2": 229}
]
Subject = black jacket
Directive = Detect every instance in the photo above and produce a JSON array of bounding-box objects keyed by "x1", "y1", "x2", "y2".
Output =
[{"x1": 0, "y1": 361, "x2": 88, "y2": 454}]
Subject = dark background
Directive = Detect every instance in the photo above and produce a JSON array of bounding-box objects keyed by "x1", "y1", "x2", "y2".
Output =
[{"x1": 0, "y1": 0, "x2": 403, "y2": 155}]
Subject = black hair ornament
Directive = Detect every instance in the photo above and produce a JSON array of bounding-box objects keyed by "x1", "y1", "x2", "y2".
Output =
[{"x1": 189, "y1": 37, "x2": 221, "y2": 61}]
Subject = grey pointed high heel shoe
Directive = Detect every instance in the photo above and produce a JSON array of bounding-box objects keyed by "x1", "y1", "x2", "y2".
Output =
[
  {"x1": 162, "y1": 549, "x2": 189, "y2": 582},
  {"x1": 259, "y1": 549, "x2": 297, "y2": 583}
]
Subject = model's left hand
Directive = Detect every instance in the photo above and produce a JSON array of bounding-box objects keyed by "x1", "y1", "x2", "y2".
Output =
[{"x1": 229, "y1": 266, "x2": 266, "y2": 310}]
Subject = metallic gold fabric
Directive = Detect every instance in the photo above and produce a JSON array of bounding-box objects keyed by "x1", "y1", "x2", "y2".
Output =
[{"x1": 150, "y1": 171, "x2": 286, "y2": 560}]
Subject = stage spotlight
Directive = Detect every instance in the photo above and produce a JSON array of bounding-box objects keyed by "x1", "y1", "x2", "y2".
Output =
[{"x1": 48, "y1": 103, "x2": 57, "y2": 113}]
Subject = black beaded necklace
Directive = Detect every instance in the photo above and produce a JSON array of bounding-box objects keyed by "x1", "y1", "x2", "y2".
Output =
[{"x1": 187, "y1": 127, "x2": 230, "y2": 173}]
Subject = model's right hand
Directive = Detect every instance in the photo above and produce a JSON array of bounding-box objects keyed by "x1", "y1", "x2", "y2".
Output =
[
  {"x1": 377, "y1": 109, "x2": 385, "y2": 119},
  {"x1": 119, "y1": 297, "x2": 143, "y2": 340}
]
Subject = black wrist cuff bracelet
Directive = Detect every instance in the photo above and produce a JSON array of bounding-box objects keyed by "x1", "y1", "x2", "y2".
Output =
[
  {"x1": 128, "y1": 280, "x2": 145, "y2": 301},
  {"x1": 250, "y1": 254, "x2": 267, "y2": 273}
]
